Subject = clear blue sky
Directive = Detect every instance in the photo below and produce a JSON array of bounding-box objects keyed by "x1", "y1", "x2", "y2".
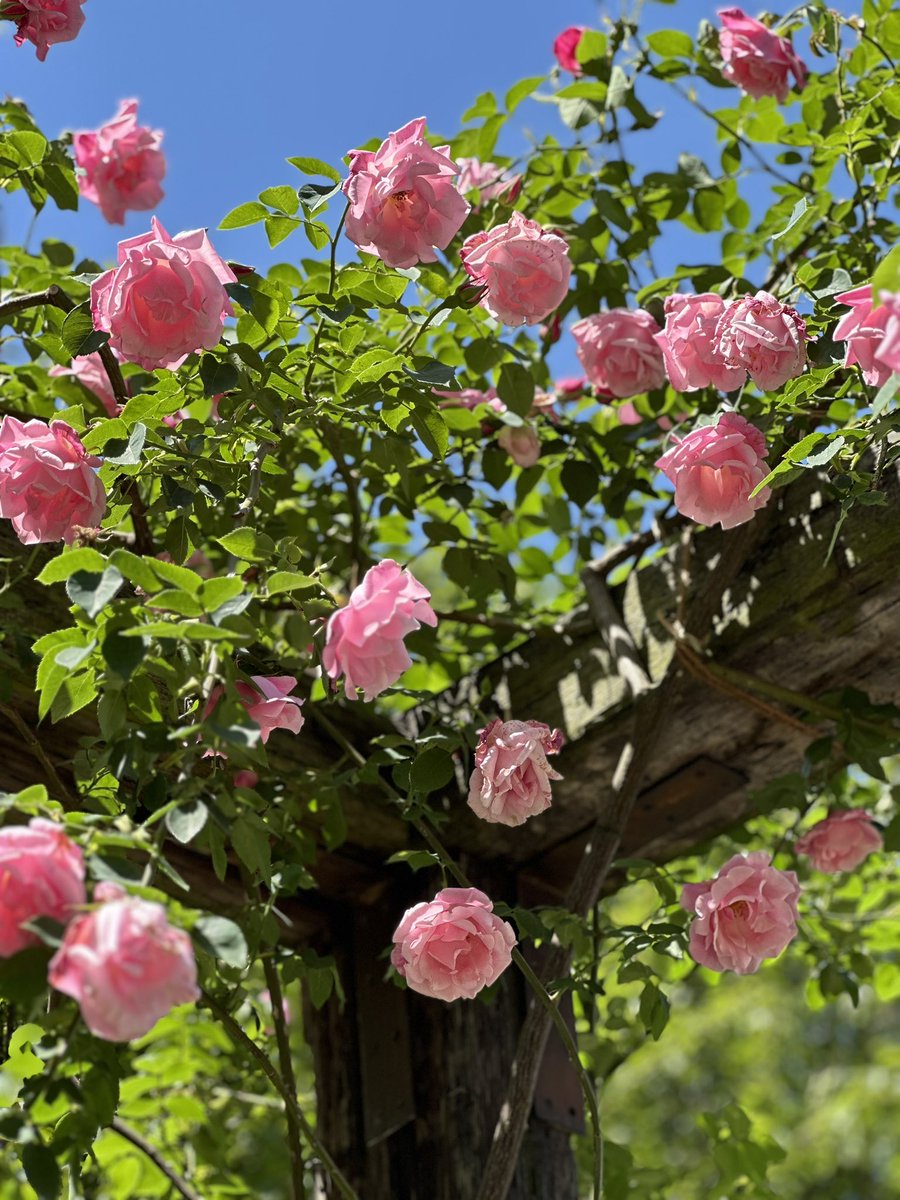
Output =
[{"x1": 0, "y1": 1, "x2": 840, "y2": 380}]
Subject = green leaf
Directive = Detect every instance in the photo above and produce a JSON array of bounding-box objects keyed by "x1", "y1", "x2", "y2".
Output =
[
  {"x1": 60, "y1": 304, "x2": 108, "y2": 357},
  {"x1": 103, "y1": 422, "x2": 146, "y2": 466},
  {"x1": 37, "y1": 548, "x2": 108, "y2": 584},
  {"x1": 265, "y1": 570, "x2": 318, "y2": 595},
  {"x1": 559, "y1": 95, "x2": 604, "y2": 130},
  {"x1": 646, "y1": 29, "x2": 693, "y2": 57},
  {"x1": 199, "y1": 354, "x2": 241, "y2": 397},
  {"x1": 872, "y1": 373, "x2": 899, "y2": 416},
  {"x1": 402, "y1": 360, "x2": 457, "y2": 389},
  {"x1": 50, "y1": 670, "x2": 97, "y2": 722},
  {"x1": 411, "y1": 408, "x2": 449, "y2": 460},
  {"x1": 772, "y1": 196, "x2": 812, "y2": 242},
  {"x1": 199, "y1": 577, "x2": 245, "y2": 612},
  {"x1": 193, "y1": 914, "x2": 248, "y2": 967},
  {"x1": 638, "y1": 981, "x2": 670, "y2": 1040},
  {"x1": 7, "y1": 130, "x2": 47, "y2": 166},
  {"x1": 410, "y1": 747, "x2": 456, "y2": 795},
  {"x1": 386, "y1": 849, "x2": 442, "y2": 872},
  {"x1": 561, "y1": 460, "x2": 597, "y2": 508},
  {"x1": 287, "y1": 156, "x2": 342, "y2": 184},
  {"x1": 166, "y1": 799, "x2": 209, "y2": 845},
  {"x1": 120, "y1": 621, "x2": 241, "y2": 641},
  {"x1": 259, "y1": 185, "x2": 299, "y2": 216},
  {"x1": 606, "y1": 65, "x2": 631, "y2": 109},
  {"x1": 265, "y1": 215, "x2": 301, "y2": 247},
  {"x1": 108, "y1": 548, "x2": 162, "y2": 593},
  {"x1": 65, "y1": 567, "x2": 124, "y2": 618},
  {"x1": 575, "y1": 29, "x2": 608, "y2": 72},
  {"x1": 219, "y1": 200, "x2": 269, "y2": 230},
  {"x1": 21, "y1": 1144, "x2": 61, "y2": 1200},
  {"x1": 871, "y1": 245, "x2": 900, "y2": 305},
  {"x1": 505, "y1": 75, "x2": 545, "y2": 113},
  {"x1": 497, "y1": 362, "x2": 534, "y2": 416},
  {"x1": 216, "y1": 527, "x2": 276, "y2": 563}
]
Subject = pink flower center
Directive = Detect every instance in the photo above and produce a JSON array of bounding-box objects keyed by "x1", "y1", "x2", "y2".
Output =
[
  {"x1": 389, "y1": 190, "x2": 413, "y2": 206},
  {"x1": 729, "y1": 900, "x2": 750, "y2": 920}
]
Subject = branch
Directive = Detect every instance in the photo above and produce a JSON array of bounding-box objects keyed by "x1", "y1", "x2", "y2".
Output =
[
  {"x1": 475, "y1": 518, "x2": 766, "y2": 1200},
  {"x1": 262, "y1": 953, "x2": 307, "y2": 1200},
  {"x1": 0, "y1": 702, "x2": 76, "y2": 806},
  {"x1": 580, "y1": 567, "x2": 652, "y2": 698},
  {"x1": 110, "y1": 1117, "x2": 203, "y2": 1200},
  {"x1": 201, "y1": 990, "x2": 359, "y2": 1200}
]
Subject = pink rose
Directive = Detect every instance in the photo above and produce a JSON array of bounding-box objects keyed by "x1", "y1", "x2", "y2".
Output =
[
  {"x1": 553, "y1": 26, "x2": 586, "y2": 75},
  {"x1": 49, "y1": 351, "x2": 120, "y2": 417},
  {"x1": 718, "y1": 8, "x2": 807, "y2": 102},
  {"x1": 456, "y1": 157, "x2": 522, "y2": 206},
  {"x1": 832, "y1": 285, "x2": 898, "y2": 388},
  {"x1": 0, "y1": 819, "x2": 85, "y2": 958},
  {"x1": 342, "y1": 116, "x2": 469, "y2": 270},
  {"x1": 572, "y1": 309, "x2": 666, "y2": 398},
  {"x1": 555, "y1": 375, "x2": 587, "y2": 399},
  {"x1": 497, "y1": 425, "x2": 541, "y2": 468},
  {"x1": 391, "y1": 887, "x2": 516, "y2": 1001},
  {"x1": 432, "y1": 386, "x2": 505, "y2": 413},
  {"x1": 617, "y1": 402, "x2": 642, "y2": 426},
  {"x1": 795, "y1": 810, "x2": 883, "y2": 873},
  {"x1": 323, "y1": 559, "x2": 437, "y2": 701},
  {"x1": 680, "y1": 851, "x2": 800, "y2": 974},
  {"x1": 233, "y1": 770, "x2": 260, "y2": 789},
  {"x1": 204, "y1": 674, "x2": 304, "y2": 747},
  {"x1": 91, "y1": 217, "x2": 236, "y2": 371},
  {"x1": 48, "y1": 882, "x2": 199, "y2": 1042},
  {"x1": 460, "y1": 212, "x2": 571, "y2": 327},
  {"x1": 655, "y1": 293, "x2": 746, "y2": 393},
  {"x1": 467, "y1": 719, "x2": 564, "y2": 827},
  {"x1": 73, "y1": 100, "x2": 166, "y2": 226},
  {"x1": 235, "y1": 675, "x2": 304, "y2": 744},
  {"x1": 0, "y1": 416, "x2": 106, "y2": 545},
  {"x1": 7, "y1": 0, "x2": 85, "y2": 61},
  {"x1": 876, "y1": 292, "x2": 900, "y2": 374},
  {"x1": 714, "y1": 289, "x2": 807, "y2": 391},
  {"x1": 656, "y1": 411, "x2": 770, "y2": 529}
]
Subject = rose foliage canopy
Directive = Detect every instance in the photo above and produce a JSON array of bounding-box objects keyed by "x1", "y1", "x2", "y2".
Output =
[{"x1": 0, "y1": 2, "x2": 898, "y2": 1198}]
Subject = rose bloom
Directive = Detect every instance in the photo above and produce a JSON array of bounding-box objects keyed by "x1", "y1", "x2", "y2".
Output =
[
  {"x1": 391, "y1": 887, "x2": 516, "y2": 1001},
  {"x1": 461, "y1": 212, "x2": 571, "y2": 327},
  {"x1": 572, "y1": 309, "x2": 666, "y2": 398},
  {"x1": 0, "y1": 416, "x2": 106, "y2": 545},
  {"x1": 656, "y1": 411, "x2": 770, "y2": 529},
  {"x1": 48, "y1": 882, "x2": 199, "y2": 1042},
  {"x1": 0, "y1": 819, "x2": 86, "y2": 958},
  {"x1": 876, "y1": 292, "x2": 900, "y2": 374},
  {"x1": 49, "y1": 351, "x2": 120, "y2": 416},
  {"x1": 497, "y1": 424, "x2": 541, "y2": 468},
  {"x1": 91, "y1": 216, "x2": 236, "y2": 371},
  {"x1": 795, "y1": 809, "x2": 883, "y2": 874},
  {"x1": 832, "y1": 285, "x2": 898, "y2": 388},
  {"x1": 681, "y1": 852, "x2": 801, "y2": 974},
  {"x1": 432, "y1": 386, "x2": 505, "y2": 414},
  {"x1": 323, "y1": 559, "x2": 437, "y2": 701},
  {"x1": 7, "y1": 0, "x2": 85, "y2": 61},
  {"x1": 235, "y1": 675, "x2": 304, "y2": 744},
  {"x1": 617, "y1": 402, "x2": 642, "y2": 426},
  {"x1": 553, "y1": 26, "x2": 586, "y2": 74},
  {"x1": 718, "y1": 7, "x2": 807, "y2": 102},
  {"x1": 655, "y1": 293, "x2": 745, "y2": 393},
  {"x1": 73, "y1": 99, "x2": 166, "y2": 226},
  {"x1": 467, "y1": 719, "x2": 564, "y2": 827},
  {"x1": 456, "y1": 157, "x2": 522, "y2": 205},
  {"x1": 555, "y1": 375, "x2": 588, "y2": 399},
  {"x1": 342, "y1": 116, "x2": 469, "y2": 270},
  {"x1": 714, "y1": 289, "x2": 807, "y2": 392},
  {"x1": 233, "y1": 770, "x2": 260, "y2": 790}
]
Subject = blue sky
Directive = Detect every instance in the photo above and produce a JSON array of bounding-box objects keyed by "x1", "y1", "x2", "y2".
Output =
[{"x1": 0, "y1": 0, "x2": 838, "y2": 381}]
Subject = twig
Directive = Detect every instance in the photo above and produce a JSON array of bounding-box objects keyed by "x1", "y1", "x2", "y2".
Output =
[
  {"x1": 110, "y1": 1117, "x2": 203, "y2": 1200},
  {"x1": 320, "y1": 426, "x2": 367, "y2": 589},
  {"x1": 0, "y1": 702, "x2": 76, "y2": 805},
  {"x1": 302, "y1": 204, "x2": 348, "y2": 402},
  {"x1": 201, "y1": 990, "x2": 359, "y2": 1200},
  {"x1": 262, "y1": 954, "x2": 307, "y2": 1200}
]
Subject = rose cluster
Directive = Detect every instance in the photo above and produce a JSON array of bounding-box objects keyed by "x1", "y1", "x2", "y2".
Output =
[{"x1": 0, "y1": 819, "x2": 198, "y2": 1041}]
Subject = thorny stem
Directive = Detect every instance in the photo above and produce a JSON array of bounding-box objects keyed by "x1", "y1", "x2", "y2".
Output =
[
  {"x1": 110, "y1": 1117, "x2": 203, "y2": 1200},
  {"x1": 302, "y1": 204, "x2": 348, "y2": 402},
  {"x1": 202, "y1": 989, "x2": 359, "y2": 1200},
  {"x1": 262, "y1": 953, "x2": 308, "y2": 1200}
]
